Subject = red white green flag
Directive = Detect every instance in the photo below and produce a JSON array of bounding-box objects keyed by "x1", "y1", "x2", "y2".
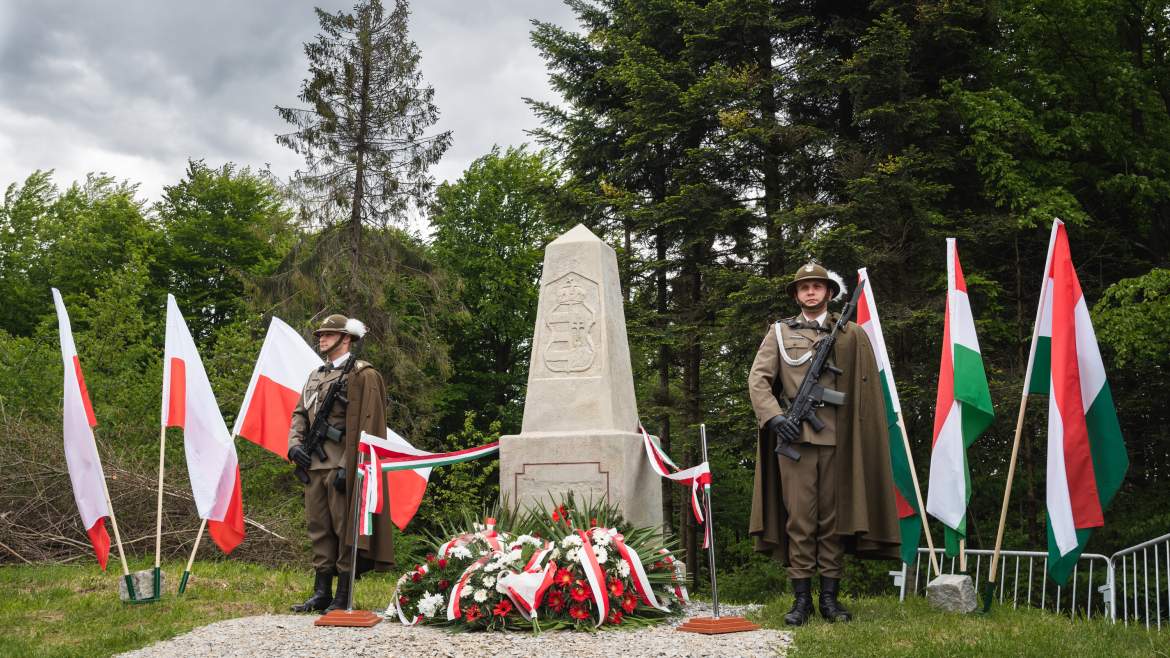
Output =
[
  {"x1": 856, "y1": 269, "x2": 922, "y2": 564},
  {"x1": 926, "y1": 239, "x2": 995, "y2": 557},
  {"x1": 1026, "y1": 220, "x2": 1128, "y2": 585}
]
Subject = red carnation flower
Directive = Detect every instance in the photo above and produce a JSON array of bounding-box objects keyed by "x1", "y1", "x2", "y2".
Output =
[
  {"x1": 621, "y1": 591, "x2": 637, "y2": 613},
  {"x1": 411, "y1": 572, "x2": 422, "y2": 583},
  {"x1": 607, "y1": 609, "x2": 624, "y2": 625},
  {"x1": 438, "y1": 579, "x2": 450, "y2": 591},
  {"x1": 608, "y1": 578, "x2": 624, "y2": 598},
  {"x1": 590, "y1": 517, "x2": 598, "y2": 527},
  {"x1": 437, "y1": 558, "x2": 447, "y2": 569},
  {"x1": 398, "y1": 595, "x2": 408, "y2": 607},
  {"x1": 493, "y1": 599, "x2": 513, "y2": 617},
  {"x1": 569, "y1": 603, "x2": 590, "y2": 621},
  {"x1": 545, "y1": 589, "x2": 566, "y2": 612},
  {"x1": 426, "y1": 553, "x2": 436, "y2": 563},
  {"x1": 570, "y1": 580, "x2": 590, "y2": 602},
  {"x1": 554, "y1": 567, "x2": 573, "y2": 588},
  {"x1": 463, "y1": 604, "x2": 482, "y2": 622}
]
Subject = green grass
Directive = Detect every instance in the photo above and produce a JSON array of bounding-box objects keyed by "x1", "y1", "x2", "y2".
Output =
[
  {"x1": 4, "y1": 562, "x2": 1169, "y2": 657},
  {"x1": 752, "y1": 594, "x2": 1170, "y2": 657},
  {"x1": 0, "y1": 560, "x2": 398, "y2": 658}
]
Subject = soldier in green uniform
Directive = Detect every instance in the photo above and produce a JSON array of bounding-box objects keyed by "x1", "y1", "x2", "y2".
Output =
[
  {"x1": 288, "y1": 314, "x2": 396, "y2": 613},
  {"x1": 748, "y1": 264, "x2": 900, "y2": 625}
]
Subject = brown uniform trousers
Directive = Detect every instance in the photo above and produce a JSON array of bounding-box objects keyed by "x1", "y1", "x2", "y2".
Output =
[
  {"x1": 288, "y1": 361, "x2": 353, "y2": 575},
  {"x1": 748, "y1": 320, "x2": 845, "y2": 579}
]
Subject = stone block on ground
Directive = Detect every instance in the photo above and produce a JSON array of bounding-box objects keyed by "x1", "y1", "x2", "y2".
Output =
[
  {"x1": 119, "y1": 569, "x2": 165, "y2": 601},
  {"x1": 926, "y1": 573, "x2": 976, "y2": 613}
]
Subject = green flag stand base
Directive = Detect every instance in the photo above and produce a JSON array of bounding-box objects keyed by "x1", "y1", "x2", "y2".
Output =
[
  {"x1": 126, "y1": 567, "x2": 163, "y2": 604},
  {"x1": 178, "y1": 570, "x2": 191, "y2": 594},
  {"x1": 979, "y1": 581, "x2": 996, "y2": 613}
]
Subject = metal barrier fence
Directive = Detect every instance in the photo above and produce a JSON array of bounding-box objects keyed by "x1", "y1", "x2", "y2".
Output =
[
  {"x1": 1111, "y1": 532, "x2": 1170, "y2": 630},
  {"x1": 897, "y1": 547, "x2": 1112, "y2": 620},
  {"x1": 895, "y1": 531, "x2": 1170, "y2": 628}
]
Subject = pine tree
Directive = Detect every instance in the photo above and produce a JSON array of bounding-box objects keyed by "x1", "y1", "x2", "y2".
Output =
[{"x1": 276, "y1": 0, "x2": 451, "y2": 277}]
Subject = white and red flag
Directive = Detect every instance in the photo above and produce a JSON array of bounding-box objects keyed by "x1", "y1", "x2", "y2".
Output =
[
  {"x1": 231, "y1": 317, "x2": 322, "y2": 457},
  {"x1": 1026, "y1": 220, "x2": 1128, "y2": 584},
  {"x1": 52, "y1": 288, "x2": 110, "y2": 570},
  {"x1": 926, "y1": 239, "x2": 995, "y2": 556},
  {"x1": 162, "y1": 294, "x2": 244, "y2": 554},
  {"x1": 356, "y1": 430, "x2": 437, "y2": 531}
]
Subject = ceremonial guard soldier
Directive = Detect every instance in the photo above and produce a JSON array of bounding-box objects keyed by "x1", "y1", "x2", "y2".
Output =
[
  {"x1": 288, "y1": 314, "x2": 395, "y2": 613},
  {"x1": 747, "y1": 263, "x2": 900, "y2": 625}
]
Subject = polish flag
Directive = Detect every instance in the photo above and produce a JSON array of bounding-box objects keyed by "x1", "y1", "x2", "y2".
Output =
[
  {"x1": 232, "y1": 317, "x2": 322, "y2": 458},
  {"x1": 357, "y1": 430, "x2": 433, "y2": 531},
  {"x1": 52, "y1": 289, "x2": 110, "y2": 570},
  {"x1": 162, "y1": 295, "x2": 244, "y2": 554}
]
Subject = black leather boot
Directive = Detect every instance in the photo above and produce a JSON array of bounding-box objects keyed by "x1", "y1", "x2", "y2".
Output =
[
  {"x1": 783, "y1": 578, "x2": 814, "y2": 626},
  {"x1": 291, "y1": 571, "x2": 333, "y2": 613},
  {"x1": 819, "y1": 576, "x2": 852, "y2": 622},
  {"x1": 325, "y1": 572, "x2": 352, "y2": 612}
]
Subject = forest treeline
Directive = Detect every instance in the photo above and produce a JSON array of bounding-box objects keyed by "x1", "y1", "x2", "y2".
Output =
[{"x1": 2, "y1": 0, "x2": 1168, "y2": 597}]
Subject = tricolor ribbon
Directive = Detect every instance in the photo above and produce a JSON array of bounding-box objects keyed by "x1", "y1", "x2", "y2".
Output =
[
  {"x1": 358, "y1": 443, "x2": 383, "y2": 535},
  {"x1": 576, "y1": 529, "x2": 611, "y2": 626},
  {"x1": 611, "y1": 533, "x2": 670, "y2": 612},
  {"x1": 357, "y1": 431, "x2": 499, "y2": 471},
  {"x1": 639, "y1": 424, "x2": 713, "y2": 548}
]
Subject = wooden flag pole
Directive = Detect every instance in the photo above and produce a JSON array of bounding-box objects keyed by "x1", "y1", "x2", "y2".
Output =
[
  {"x1": 982, "y1": 391, "x2": 1029, "y2": 611},
  {"x1": 178, "y1": 518, "x2": 207, "y2": 595},
  {"x1": 959, "y1": 538, "x2": 967, "y2": 573},
  {"x1": 895, "y1": 416, "x2": 941, "y2": 578},
  {"x1": 152, "y1": 424, "x2": 166, "y2": 599},
  {"x1": 99, "y1": 475, "x2": 134, "y2": 598}
]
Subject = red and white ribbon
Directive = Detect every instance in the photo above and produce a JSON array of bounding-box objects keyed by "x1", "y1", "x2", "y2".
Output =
[
  {"x1": 392, "y1": 568, "x2": 425, "y2": 626},
  {"x1": 446, "y1": 556, "x2": 490, "y2": 621},
  {"x1": 612, "y1": 533, "x2": 670, "y2": 612},
  {"x1": 576, "y1": 529, "x2": 611, "y2": 626},
  {"x1": 498, "y1": 561, "x2": 556, "y2": 621},
  {"x1": 639, "y1": 424, "x2": 713, "y2": 548},
  {"x1": 658, "y1": 549, "x2": 689, "y2": 603}
]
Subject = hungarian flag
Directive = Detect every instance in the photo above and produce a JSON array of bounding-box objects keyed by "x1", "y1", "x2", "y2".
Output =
[
  {"x1": 356, "y1": 430, "x2": 434, "y2": 531},
  {"x1": 232, "y1": 317, "x2": 322, "y2": 457},
  {"x1": 162, "y1": 295, "x2": 245, "y2": 554},
  {"x1": 1026, "y1": 220, "x2": 1127, "y2": 585},
  {"x1": 856, "y1": 269, "x2": 922, "y2": 564},
  {"x1": 52, "y1": 289, "x2": 110, "y2": 570},
  {"x1": 926, "y1": 239, "x2": 995, "y2": 557}
]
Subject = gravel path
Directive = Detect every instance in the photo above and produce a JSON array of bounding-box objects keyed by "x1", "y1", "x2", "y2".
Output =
[{"x1": 118, "y1": 602, "x2": 791, "y2": 657}]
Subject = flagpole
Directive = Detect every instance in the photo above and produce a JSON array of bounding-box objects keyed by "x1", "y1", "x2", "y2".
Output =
[
  {"x1": 179, "y1": 518, "x2": 207, "y2": 595},
  {"x1": 894, "y1": 416, "x2": 941, "y2": 578},
  {"x1": 100, "y1": 473, "x2": 133, "y2": 590},
  {"x1": 153, "y1": 424, "x2": 166, "y2": 599}
]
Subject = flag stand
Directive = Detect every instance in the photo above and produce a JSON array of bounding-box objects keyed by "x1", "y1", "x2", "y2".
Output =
[
  {"x1": 178, "y1": 518, "x2": 207, "y2": 594},
  {"x1": 677, "y1": 424, "x2": 760, "y2": 635},
  {"x1": 129, "y1": 425, "x2": 167, "y2": 604},
  {"x1": 317, "y1": 464, "x2": 380, "y2": 627},
  {"x1": 895, "y1": 416, "x2": 942, "y2": 578}
]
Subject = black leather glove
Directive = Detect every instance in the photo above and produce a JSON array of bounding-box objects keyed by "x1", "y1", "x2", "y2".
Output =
[
  {"x1": 288, "y1": 444, "x2": 312, "y2": 469},
  {"x1": 766, "y1": 414, "x2": 801, "y2": 445},
  {"x1": 333, "y1": 468, "x2": 346, "y2": 492}
]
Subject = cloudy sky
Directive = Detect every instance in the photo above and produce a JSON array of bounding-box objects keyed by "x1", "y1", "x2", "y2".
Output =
[{"x1": 0, "y1": 0, "x2": 576, "y2": 216}]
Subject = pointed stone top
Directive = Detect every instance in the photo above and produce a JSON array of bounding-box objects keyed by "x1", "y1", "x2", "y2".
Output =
[{"x1": 548, "y1": 223, "x2": 601, "y2": 246}]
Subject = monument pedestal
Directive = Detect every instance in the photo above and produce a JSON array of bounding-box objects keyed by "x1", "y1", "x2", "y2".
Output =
[
  {"x1": 501, "y1": 430, "x2": 662, "y2": 530},
  {"x1": 499, "y1": 224, "x2": 663, "y2": 530}
]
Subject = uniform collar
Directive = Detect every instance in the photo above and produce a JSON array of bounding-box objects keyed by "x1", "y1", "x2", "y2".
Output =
[
  {"x1": 331, "y1": 352, "x2": 351, "y2": 369},
  {"x1": 800, "y1": 310, "x2": 828, "y2": 327}
]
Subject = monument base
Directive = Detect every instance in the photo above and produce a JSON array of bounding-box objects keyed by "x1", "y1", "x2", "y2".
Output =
[{"x1": 500, "y1": 430, "x2": 663, "y2": 530}]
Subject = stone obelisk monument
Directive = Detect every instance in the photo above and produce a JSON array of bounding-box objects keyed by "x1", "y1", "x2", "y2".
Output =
[{"x1": 500, "y1": 224, "x2": 662, "y2": 529}]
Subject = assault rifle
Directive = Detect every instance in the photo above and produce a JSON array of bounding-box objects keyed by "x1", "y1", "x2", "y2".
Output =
[
  {"x1": 293, "y1": 354, "x2": 357, "y2": 485},
  {"x1": 772, "y1": 282, "x2": 863, "y2": 461}
]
